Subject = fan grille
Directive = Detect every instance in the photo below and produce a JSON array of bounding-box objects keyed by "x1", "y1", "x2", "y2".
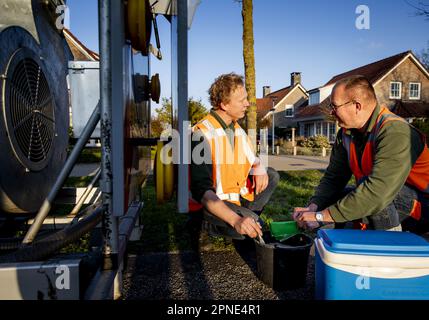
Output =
[{"x1": 4, "y1": 50, "x2": 55, "y2": 171}]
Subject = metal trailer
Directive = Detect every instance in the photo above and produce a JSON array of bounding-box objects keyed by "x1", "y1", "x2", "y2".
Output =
[{"x1": 0, "y1": 0, "x2": 193, "y2": 300}]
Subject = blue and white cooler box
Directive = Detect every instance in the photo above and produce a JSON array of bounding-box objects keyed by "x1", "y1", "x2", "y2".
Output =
[{"x1": 315, "y1": 229, "x2": 429, "y2": 300}]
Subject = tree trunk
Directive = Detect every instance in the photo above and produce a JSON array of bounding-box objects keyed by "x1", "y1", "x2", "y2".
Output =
[{"x1": 241, "y1": 0, "x2": 257, "y2": 149}]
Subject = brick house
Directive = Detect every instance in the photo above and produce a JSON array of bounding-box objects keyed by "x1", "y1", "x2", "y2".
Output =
[
  {"x1": 296, "y1": 50, "x2": 429, "y2": 142},
  {"x1": 257, "y1": 72, "x2": 308, "y2": 139},
  {"x1": 64, "y1": 29, "x2": 99, "y2": 61}
]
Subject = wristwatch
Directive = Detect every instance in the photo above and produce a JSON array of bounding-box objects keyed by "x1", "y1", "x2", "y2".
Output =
[{"x1": 315, "y1": 212, "x2": 324, "y2": 224}]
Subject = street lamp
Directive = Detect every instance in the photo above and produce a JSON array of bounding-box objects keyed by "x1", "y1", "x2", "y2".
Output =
[{"x1": 271, "y1": 96, "x2": 278, "y2": 155}]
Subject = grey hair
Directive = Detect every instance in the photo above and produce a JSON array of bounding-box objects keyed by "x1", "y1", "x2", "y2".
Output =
[{"x1": 335, "y1": 75, "x2": 377, "y2": 102}]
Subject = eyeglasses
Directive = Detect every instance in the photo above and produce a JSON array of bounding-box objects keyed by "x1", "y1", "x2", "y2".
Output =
[{"x1": 329, "y1": 100, "x2": 356, "y2": 111}]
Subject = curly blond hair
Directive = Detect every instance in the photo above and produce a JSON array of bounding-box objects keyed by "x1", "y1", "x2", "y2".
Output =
[{"x1": 208, "y1": 73, "x2": 244, "y2": 110}]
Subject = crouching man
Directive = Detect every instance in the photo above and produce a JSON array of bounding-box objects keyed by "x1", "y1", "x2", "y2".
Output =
[
  {"x1": 293, "y1": 75, "x2": 429, "y2": 233},
  {"x1": 189, "y1": 73, "x2": 279, "y2": 240}
]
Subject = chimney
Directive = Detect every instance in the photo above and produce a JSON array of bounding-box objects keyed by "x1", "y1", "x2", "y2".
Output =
[
  {"x1": 291, "y1": 72, "x2": 301, "y2": 87},
  {"x1": 263, "y1": 86, "x2": 271, "y2": 97}
]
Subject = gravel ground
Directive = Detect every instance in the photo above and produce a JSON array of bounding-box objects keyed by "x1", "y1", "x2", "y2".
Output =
[{"x1": 122, "y1": 247, "x2": 315, "y2": 300}]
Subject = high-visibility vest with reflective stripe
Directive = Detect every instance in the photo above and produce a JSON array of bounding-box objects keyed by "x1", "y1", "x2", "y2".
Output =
[
  {"x1": 342, "y1": 106, "x2": 429, "y2": 195},
  {"x1": 190, "y1": 114, "x2": 255, "y2": 206}
]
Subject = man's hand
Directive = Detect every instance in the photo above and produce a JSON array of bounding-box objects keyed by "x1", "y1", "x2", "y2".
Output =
[
  {"x1": 250, "y1": 159, "x2": 268, "y2": 195},
  {"x1": 293, "y1": 207, "x2": 334, "y2": 231},
  {"x1": 292, "y1": 203, "x2": 318, "y2": 221},
  {"x1": 252, "y1": 173, "x2": 269, "y2": 195},
  {"x1": 232, "y1": 216, "x2": 263, "y2": 238},
  {"x1": 294, "y1": 212, "x2": 322, "y2": 230}
]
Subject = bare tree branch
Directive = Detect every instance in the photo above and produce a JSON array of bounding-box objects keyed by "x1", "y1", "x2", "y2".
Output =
[{"x1": 404, "y1": 0, "x2": 429, "y2": 19}]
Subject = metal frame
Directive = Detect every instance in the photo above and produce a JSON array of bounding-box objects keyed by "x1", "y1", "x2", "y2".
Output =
[
  {"x1": 173, "y1": 0, "x2": 189, "y2": 213},
  {"x1": 0, "y1": 258, "x2": 82, "y2": 300},
  {"x1": 0, "y1": 0, "x2": 190, "y2": 300},
  {"x1": 99, "y1": 0, "x2": 119, "y2": 271}
]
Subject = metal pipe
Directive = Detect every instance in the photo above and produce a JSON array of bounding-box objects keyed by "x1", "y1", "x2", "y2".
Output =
[
  {"x1": 69, "y1": 167, "x2": 101, "y2": 217},
  {"x1": 3, "y1": 207, "x2": 103, "y2": 263},
  {"x1": 270, "y1": 97, "x2": 277, "y2": 155},
  {"x1": 22, "y1": 102, "x2": 101, "y2": 245},
  {"x1": 272, "y1": 111, "x2": 275, "y2": 155},
  {"x1": 176, "y1": 0, "x2": 189, "y2": 213},
  {"x1": 152, "y1": 13, "x2": 162, "y2": 59},
  {"x1": 99, "y1": 0, "x2": 119, "y2": 270}
]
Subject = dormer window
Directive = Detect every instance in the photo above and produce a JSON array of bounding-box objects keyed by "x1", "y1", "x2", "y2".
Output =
[
  {"x1": 390, "y1": 82, "x2": 402, "y2": 99},
  {"x1": 285, "y1": 105, "x2": 294, "y2": 117},
  {"x1": 309, "y1": 91, "x2": 320, "y2": 105},
  {"x1": 409, "y1": 82, "x2": 421, "y2": 100}
]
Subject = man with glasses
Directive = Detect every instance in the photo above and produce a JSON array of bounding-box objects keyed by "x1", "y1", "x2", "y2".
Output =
[{"x1": 293, "y1": 75, "x2": 429, "y2": 233}]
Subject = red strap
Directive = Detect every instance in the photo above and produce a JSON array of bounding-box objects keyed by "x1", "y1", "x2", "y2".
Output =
[
  {"x1": 410, "y1": 199, "x2": 422, "y2": 221},
  {"x1": 189, "y1": 198, "x2": 203, "y2": 212},
  {"x1": 188, "y1": 166, "x2": 204, "y2": 212},
  {"x1": 246, "y1": 176, "x2": 254, "y2": 194},
  {"x1": 353, "y1": 221, "x2": 367, "y2": 230}
]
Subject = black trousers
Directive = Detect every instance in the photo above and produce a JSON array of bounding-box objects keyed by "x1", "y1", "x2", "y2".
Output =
[
  {"x1": 399, "y1": 186, "x2": 429, "y2": 234},
  {"x1": 194, "y1": 167, "x2": 279, "y2": 240},
  {"x1": 332, "y1": 184, "x2": 429, "y2": 232}
]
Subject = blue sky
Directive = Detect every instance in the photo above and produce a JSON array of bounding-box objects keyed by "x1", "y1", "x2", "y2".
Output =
[{"x1": 66, "y1": 0, "x2": 428, "y2": 110}]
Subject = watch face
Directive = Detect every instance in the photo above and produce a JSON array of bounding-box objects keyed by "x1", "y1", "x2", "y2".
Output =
[{"x1": 316, "y1": 213, "x2": 323, "y2": 221}]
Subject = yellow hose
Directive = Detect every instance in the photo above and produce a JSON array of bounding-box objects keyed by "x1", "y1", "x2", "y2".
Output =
[
  {"x1": 163, "y1": 147, "x2": 174, "y2": 200},
  {"x1": 155, "y1": 141, "x2": 164, "y2": 204}
]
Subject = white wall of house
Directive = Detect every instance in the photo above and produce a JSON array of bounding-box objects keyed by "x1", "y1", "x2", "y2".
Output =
[{"x1": 319, "y1": 84, "x2": 335, "y2": 102}]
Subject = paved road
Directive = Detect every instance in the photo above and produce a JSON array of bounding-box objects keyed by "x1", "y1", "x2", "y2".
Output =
[
  {"x1": 70, "y1": 155, "x2": 329, "y2": 178},
  {"x1": 265, "y1": 155, "x2": 329, "y2": 171}
]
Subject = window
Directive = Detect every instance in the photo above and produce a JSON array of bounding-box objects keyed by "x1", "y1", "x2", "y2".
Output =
[
  {"x1": 285, "y1": 105, "x2": 294, "y2": 117},
  {"x1": 323, "y1": 122, "x2": 328, "y2": 137},
  {"x1": 390, "y1": 82, "x2": 402, "y2": 99},
  {"x1": 328, "y1": 122, "x2": 336, "y2": 142},
  {"x1": 409, "y1": 82, "x2": 421, "y2": 100},
  {"x1": 316, "y1": 122, "x2": 322, "y2": 135},
  {"x1": 304, "y1": 123, "x2": 312, "y2": 137},
  {"x1": 309, "y1": 91, "x2": 320, "y2": 105}
]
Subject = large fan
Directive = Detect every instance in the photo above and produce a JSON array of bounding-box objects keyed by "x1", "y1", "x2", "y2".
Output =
[{"x1": 0, "y1": 1, "x2": 71, "y2": 214}]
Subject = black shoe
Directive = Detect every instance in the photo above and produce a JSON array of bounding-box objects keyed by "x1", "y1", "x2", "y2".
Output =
[{"x1": 202, "y1": 221, "x2": 245, "y2": 240}]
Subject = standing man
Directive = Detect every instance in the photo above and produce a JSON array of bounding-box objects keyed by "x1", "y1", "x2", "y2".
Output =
[
  {"x1": 293, "y1": 75, "x2": 429, "y2": 233},
  {"x1": 190, "y1": 73, "x2": 279, "y2": 240}
]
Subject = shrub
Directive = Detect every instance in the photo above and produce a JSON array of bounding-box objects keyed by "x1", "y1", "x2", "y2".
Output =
[
  {"x1": 412, "y1": 119, "x2": 429, "y2": 138},
  {"x1": 281, "y1": 140, "x2": 295, "y2": 148},
  {"x1": 298, "y1": 135, "x2": 330, "y2": 148},
  {"x1": 294, "y1": 136, "x2": 305, "y2": 146}
]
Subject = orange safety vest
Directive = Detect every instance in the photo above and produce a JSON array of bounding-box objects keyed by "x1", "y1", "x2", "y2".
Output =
[
  {"x1": 342, "y1": 106, "x2": 429, "y2": 222},
  {"x1": 189, "y1": 114, "x2": 256, "y2": 210}
]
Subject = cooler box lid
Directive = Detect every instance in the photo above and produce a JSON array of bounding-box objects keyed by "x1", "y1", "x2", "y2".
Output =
[{"x1": 318, "y1": 229, "x2": 429, "y2": 257}]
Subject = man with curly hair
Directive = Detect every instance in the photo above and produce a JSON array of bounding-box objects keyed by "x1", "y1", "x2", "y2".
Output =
[{"x1": 189, "y1": 73, "x2": 279, "y2": 241}]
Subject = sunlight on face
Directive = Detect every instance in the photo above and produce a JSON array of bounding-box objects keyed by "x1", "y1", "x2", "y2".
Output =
[
  {"x1": 223, "y1": 85, "x2": 250, "y2": 122},
  {"x1": 331, "y1": 85, "x2": 357, "y2": 129}
]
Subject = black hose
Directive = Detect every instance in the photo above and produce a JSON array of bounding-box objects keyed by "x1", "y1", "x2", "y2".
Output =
[
  {"x1": 0, "y1": 238, "x2": 23, "y2": 251},
  {"x1": 0, "y1": 207, "x2": 103, "y2": 263},
  {"x1": 0, "y1": 230, "x2": 58, "y2": 251}
]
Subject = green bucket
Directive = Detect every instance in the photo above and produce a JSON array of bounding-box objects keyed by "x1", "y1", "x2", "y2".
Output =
[{"x1": 270, "y1": 221, "x2": 299, "y2": 241}]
